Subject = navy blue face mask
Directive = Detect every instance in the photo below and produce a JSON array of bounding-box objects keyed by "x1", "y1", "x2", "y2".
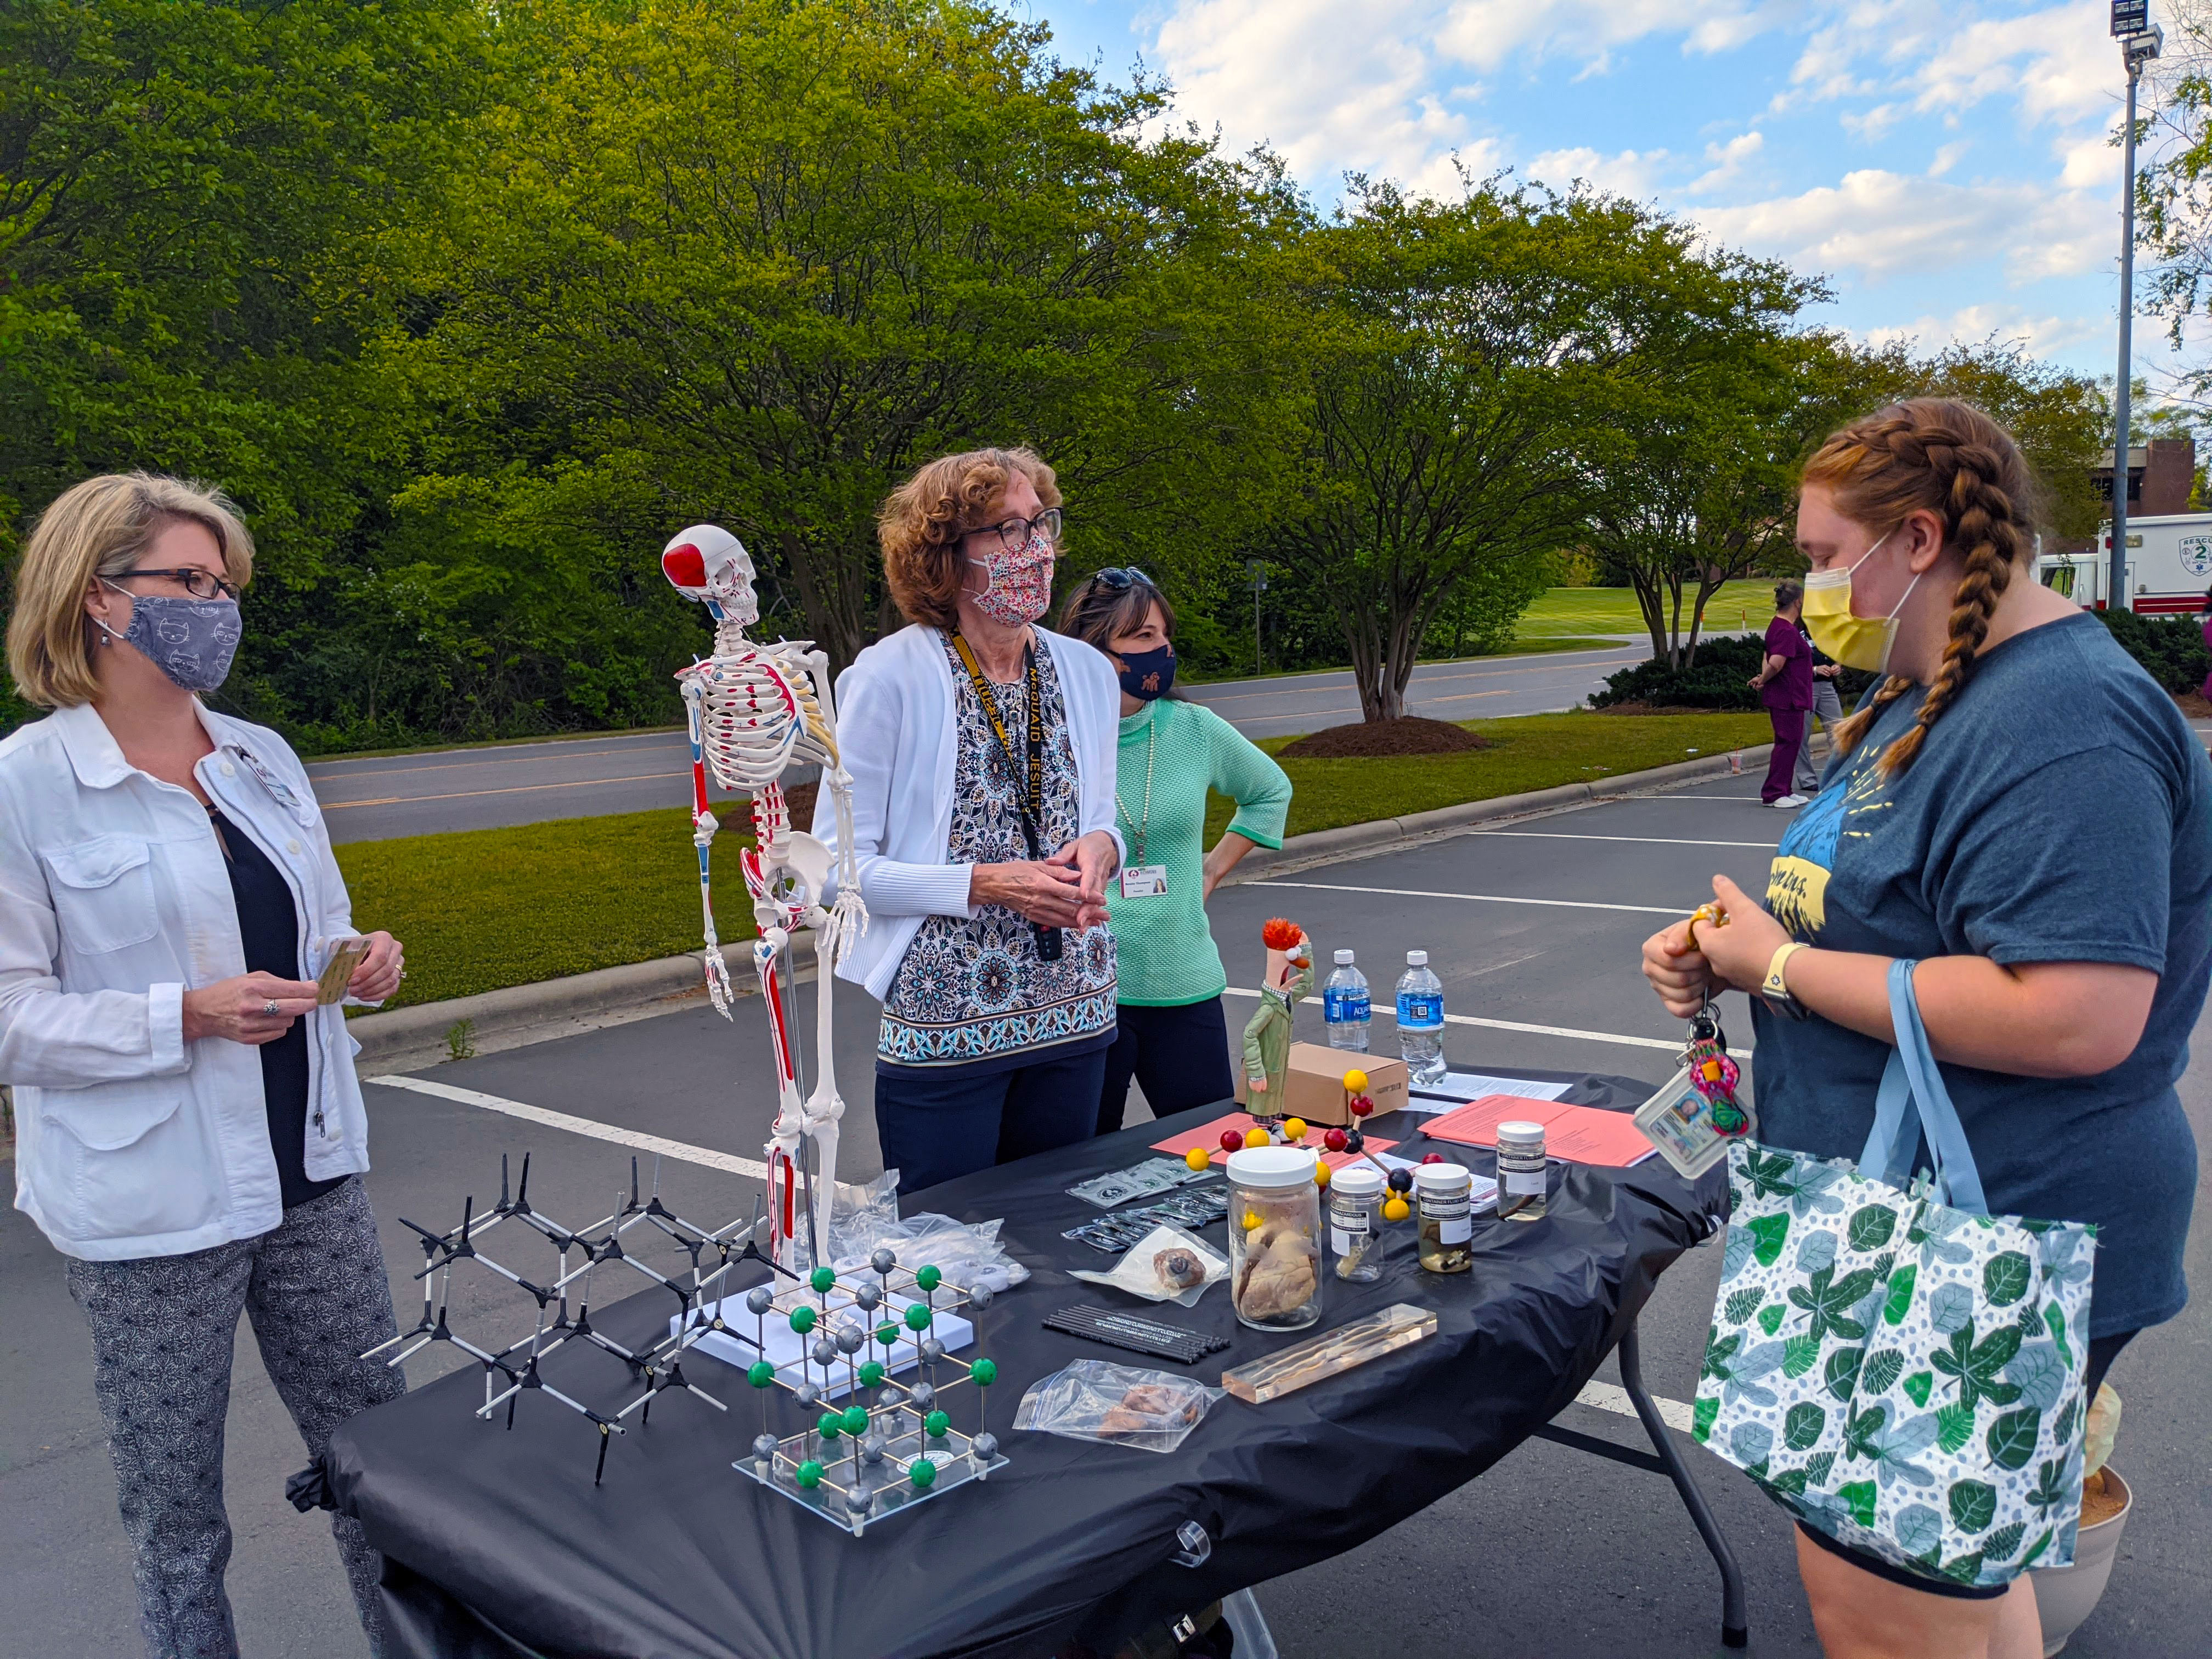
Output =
[
  {"x1": 1116, "y1": 643, "x2": 1176, "y2": 701},
  {"x1": 97, "y1": 588, "x2": 243, "y2": 693}
]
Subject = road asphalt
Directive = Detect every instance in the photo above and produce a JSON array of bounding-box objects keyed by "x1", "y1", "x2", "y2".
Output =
[
  {"x1": 5, "y1": 772, "x2": 2200, "y2": 1658},
  {"x1": 308, "y1": 643, "x2": 1652, "y2": 843}
]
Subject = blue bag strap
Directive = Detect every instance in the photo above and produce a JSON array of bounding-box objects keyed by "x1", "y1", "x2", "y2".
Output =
[{"x1": 1857, "y1": 958, "x2": 1988, "y2": 1215}]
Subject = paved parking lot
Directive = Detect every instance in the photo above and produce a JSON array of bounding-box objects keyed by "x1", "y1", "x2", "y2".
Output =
[{"x1": 4, "y1": 776, "x2": 2205, "y2": 1657}]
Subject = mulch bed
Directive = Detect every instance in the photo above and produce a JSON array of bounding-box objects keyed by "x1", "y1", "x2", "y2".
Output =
[
  {"x1": 718, "y1": 780, "x2": 818, "y2": 834},
  {"x1": 2172, "y1": 691, "x2": 2212, "y2": 720},
  {"x1": 1277, "y1": 717, "x2": 1494, "y2": 759}
]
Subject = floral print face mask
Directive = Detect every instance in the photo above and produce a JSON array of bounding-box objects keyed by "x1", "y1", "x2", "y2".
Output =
[{"x1": 966, "y1": 531, "x2": 1054, "y2": 627}]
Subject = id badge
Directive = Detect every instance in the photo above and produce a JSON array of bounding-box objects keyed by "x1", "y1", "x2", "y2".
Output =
[
  {"x1": 1633, "y1": 1065, "x2": 1754, "y2": 1178},
  {"x1": 1120, "y1": 864, "x2": 1169, "y2": 898}
]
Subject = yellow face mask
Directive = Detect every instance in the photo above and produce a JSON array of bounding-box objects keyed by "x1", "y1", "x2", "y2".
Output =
[{"x1": 1801, "y1": 530, "x2": 1921, "y2": 673}]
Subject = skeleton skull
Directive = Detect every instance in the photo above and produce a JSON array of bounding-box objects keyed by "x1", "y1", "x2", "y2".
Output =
[{"x1": 661, "y1": 524, "x2": 759, "y2": 627}]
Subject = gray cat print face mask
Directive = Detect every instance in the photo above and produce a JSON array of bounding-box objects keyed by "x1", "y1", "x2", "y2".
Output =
[{"x1": 97, "y1": 587, "x2": 244, "y2": 693}]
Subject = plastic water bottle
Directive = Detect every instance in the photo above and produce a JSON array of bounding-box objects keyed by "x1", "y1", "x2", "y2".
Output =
[
  {"x1": 1396, "y1": 950, "x2": 1446, "y2": 1085},
  {"x1": 1323, "y1": 949, "x2": 1371, "y2": 1052}
]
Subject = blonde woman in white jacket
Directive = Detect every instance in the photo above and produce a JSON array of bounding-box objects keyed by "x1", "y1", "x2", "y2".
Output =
[{"x1": 0, "y1": 474, "x2": 407, "y2": 1659}]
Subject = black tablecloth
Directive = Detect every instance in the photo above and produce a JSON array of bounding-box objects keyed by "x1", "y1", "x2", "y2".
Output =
[{"x1": 328, "y1": 1073, "x2": 1726, "y2": 1659}]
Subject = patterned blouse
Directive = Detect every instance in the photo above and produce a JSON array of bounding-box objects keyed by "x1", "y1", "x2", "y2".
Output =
[{"x1": 877, "y1": 634, "x2": 1118, "y2": 1068}]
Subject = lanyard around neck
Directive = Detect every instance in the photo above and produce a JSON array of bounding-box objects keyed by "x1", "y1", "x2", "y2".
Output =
[
  {"x1": 949, "y1": 633, "x2": 1045, "y2": 859},
  {"x1": 1114, "y1": 701, "x2": 1158, "y2": 865}
]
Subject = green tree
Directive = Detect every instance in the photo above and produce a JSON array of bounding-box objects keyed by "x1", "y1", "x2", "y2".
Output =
[
  {"x1": 1576, "y1": 240, "x2": 1836, "y2": 668},
  {"x1": 1259, "y1": 182, "x2": 1804, "y2": 719},
  {"x1": 399, "y1": 0, "x2": 1294, "y2": 678},
  {"x1": 0, "y1": 0, "x2": 482, "y2": 739}
]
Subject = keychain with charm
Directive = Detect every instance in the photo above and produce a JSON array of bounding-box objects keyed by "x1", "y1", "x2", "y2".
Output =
[
  {"x1": 1633, "y1": 906, "x2": 1757, "y2": 1177},
  {"x1": 1116, "y1": 703, "x2": 1170, "y2": 899}
]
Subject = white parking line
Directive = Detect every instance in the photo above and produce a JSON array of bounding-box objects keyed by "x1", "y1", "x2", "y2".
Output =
[
  {"x1": 1470, "y1": 831, "x2": 1780, "y2": 850},
  {"x1": 1573, "y1": 1379, "x2": 1696, "y2": 1434},
  {"x1": 366, "y1": 1075, "x2": 770, "y2": 1178},
  {"x1": 1256, "y1": 881, "x2": 1681, "y2": 917},
  {"x1": 1222, "y1": 988, "x2": 1745, "y2": 1056}
]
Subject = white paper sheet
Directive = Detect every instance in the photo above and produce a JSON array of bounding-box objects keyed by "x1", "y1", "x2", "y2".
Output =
[{"x1": 1402, "y1": 1071, "x2": 1574, "y2": 1108}]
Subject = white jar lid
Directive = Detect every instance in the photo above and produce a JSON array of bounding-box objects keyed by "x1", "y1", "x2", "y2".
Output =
[
  {"x1": 1226, "y1": 1145, "x2": 1320, "y2": 1189},
  {"x1": 1497, "y1": 1121, "x2": 1547, "y2": 1148},
  {"x1": 1414, "y1": 1161, "x2": 1472, "y2": 1192},
  {"x1": 1330, "y1": 1164, "x2": 1384, "y2": 1197}
]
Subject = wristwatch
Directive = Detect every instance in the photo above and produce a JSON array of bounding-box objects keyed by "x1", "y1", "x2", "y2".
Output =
[{"x1": 1762, "y1": 941, "x2": 1810, "y2": 1016}]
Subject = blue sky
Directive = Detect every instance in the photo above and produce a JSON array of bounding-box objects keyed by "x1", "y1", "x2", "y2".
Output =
[{"x1": 1022, "y1": 0, "x2": 2172, "y2": 382}]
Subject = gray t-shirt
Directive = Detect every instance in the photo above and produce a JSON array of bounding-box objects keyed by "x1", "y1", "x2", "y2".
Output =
[{"x1": 1752, "y1": 612, "x2": 2208, "y2": 1337}]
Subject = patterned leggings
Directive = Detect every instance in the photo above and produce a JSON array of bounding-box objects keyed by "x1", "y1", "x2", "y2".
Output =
[{"x1": 66, "y1": 1176, "x2": 406, "y2": 1659}]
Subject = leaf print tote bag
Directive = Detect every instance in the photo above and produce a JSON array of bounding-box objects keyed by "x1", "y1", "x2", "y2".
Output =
[{"x1": 1692, "y1": 960, "x2": 2096, "y2": 1589}]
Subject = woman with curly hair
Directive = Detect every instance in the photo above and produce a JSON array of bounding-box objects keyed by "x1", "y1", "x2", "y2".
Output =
[
  {"x1": 1643, "y1": 400, "x2": 2210, "y2": 1657},
  {"x1": 821, "y1": 447, "x2": 1123, "y2": 1191}
]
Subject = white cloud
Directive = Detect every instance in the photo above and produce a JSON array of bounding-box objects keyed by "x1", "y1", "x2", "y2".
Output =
[
  {"x1": 1691, "y1": 130, "x2": 1764, "y2": 193},
  {"x1": 1692, "y1": 168, "x2": 2107, "y2": 285},
  {"x1": 1908, "y1": 6, "x2": 2112, "y2": 129},
  {"x1": 1860, "y1": 303, "x2": 2103, "y2": 359},
  {"x1": 1928, "y1": 140, "x2": 1971, "y2": 178},
  {"x1": 1529, "y1": 145, "x2": 1672, "y2": 198},
  {"x1": 1149, "y1": 0, "x2": 1781, "y2": 189}
]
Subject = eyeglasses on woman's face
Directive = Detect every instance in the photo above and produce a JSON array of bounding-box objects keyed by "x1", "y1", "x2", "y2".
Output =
[
  {"x1": 104, "y1": 567, "x2": 242, "y2": 602},
  {"x1": 966, "y1": 507, "x2": 1063, "y2": 555}
]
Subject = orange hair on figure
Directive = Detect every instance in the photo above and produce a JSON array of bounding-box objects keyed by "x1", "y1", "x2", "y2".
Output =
[{"x1": 1261, "y1": 918, "x2": 1302, "y2": 950}]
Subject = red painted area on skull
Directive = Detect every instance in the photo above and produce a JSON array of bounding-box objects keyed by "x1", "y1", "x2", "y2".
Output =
[{"x1": 663, "y1": 543, "x2": 707, "y2": 588}]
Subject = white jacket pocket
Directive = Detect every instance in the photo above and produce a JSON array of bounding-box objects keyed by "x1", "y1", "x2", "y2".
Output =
[
  {"x1": 37, "y1": 1082, "x2": 223, "y2": 1244},
  {"x1": 42, "y1": 837, "x2": 159, "y2": 954}
]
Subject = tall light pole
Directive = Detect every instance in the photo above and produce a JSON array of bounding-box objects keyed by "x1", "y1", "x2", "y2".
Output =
[{"x1": 2112, "y1": 5, "x2": 2163, "y2": 612}]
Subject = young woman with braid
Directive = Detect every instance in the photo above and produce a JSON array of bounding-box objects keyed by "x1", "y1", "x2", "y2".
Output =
[{"x1": 1643, "y1": 400, "x2": 2210, "y2": 1659}]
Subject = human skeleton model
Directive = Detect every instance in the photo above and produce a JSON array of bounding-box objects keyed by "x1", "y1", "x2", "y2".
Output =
[{"x1": 662, "y1": 526, "x2": 867, "y2": 1269}]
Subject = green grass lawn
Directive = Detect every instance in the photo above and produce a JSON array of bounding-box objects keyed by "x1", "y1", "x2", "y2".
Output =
[
  {"x1": 1202, "y1": 709, "x2": 1773, "y2": 844},
  {"x1": 341, "y1": 708, "x2": 1773, "y2": 1012},
  {"x1": 1516, "y1": 583, "x2": 1778, "y2": 641},
  {"x1": 335, "y1": 808, "x2": 723, "y2": 1012}
]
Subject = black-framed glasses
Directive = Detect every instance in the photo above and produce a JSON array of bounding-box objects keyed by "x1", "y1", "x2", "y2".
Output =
[
  {"x1": 105, "y1": 568, "x2": 241, "y2": 602},
  {"x1": 1087, "y1": 566, "x2": 1155, "y2": 592},
  {"x1": 966, "y1": 507, "x2": 1063, "y2": 555}
]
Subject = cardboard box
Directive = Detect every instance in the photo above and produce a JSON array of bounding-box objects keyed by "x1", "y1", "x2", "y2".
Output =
[{"x1": 1234, "y1": 1042, "x2": 1409, "y2": 1125}]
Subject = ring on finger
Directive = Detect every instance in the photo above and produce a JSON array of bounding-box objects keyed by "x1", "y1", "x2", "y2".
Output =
[{"x1": 261, "y1": 1000, "x2": 280, "y2": 1017}]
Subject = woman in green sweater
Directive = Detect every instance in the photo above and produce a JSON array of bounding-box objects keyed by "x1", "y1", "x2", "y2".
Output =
[{"x1": 1060, "y1": 569, "x2": 1294, "y2": 1133}]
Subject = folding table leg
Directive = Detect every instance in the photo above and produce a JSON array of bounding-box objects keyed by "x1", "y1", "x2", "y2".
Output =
[{"x1": 1616, "y1": 1323, "x2": 1749, "y2": 1650}]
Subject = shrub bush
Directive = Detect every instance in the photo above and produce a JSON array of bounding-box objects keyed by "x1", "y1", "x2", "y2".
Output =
[
  {"x1": 1591, "y1": 635, "x2": 1767, "y2": 710},
  {"x1": 2094, "y1": 608, "x2": 2210, "y2": 695}
]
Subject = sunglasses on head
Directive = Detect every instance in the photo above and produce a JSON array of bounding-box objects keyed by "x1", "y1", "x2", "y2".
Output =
[{"x1": 1087, "y1": 567, "x2": 1155, "y2": 592}]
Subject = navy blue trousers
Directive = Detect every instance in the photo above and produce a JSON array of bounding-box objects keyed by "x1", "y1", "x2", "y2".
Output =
[
  {"x1": 1095, "y1": 996, "x2": 1237, "y2": 1137},
  {"x1": 874, "y1": 1042, "x2": 1110, "y2": 1195}
]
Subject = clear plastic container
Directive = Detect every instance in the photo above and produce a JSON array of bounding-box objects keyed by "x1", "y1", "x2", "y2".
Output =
[
  {"x1": 1327, "y1": 1164, "x2": 1385, "y2": 1282},
  {"x1": 1323, "y1": 949, "x2": 1371, "y2": 1052},
  {"x1": 1415, "y1": 1163, "x2": 1474, "y2": 1272},
  {"x1": 1226, "y1": 1146, "x2": 1323, "y2": 1330},
  {"x1": 1396, "y1": 950, "x2": 1446, "y2": 1086},
  {"x1": 1496, "y1": 1120, "x2": 1548, "y2": 1223}
]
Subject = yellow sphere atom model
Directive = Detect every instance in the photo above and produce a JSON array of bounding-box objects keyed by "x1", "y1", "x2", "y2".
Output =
[
  {"x1": 1185, "y1": 1145, "x2": 1213, "y2": 1173},
  {"x1": 1341, "y1": 1068, "x2": 1369, "y2": 1095},
  {"x1": 1314, "y1": 1161, "x2": 1332, "y2": 1190},
  {"x1": 1244, "y1": 1125, "x2": 1272, "y2": 1150},
  {"x1": 1282, "y1": 1117, "x2": 1308, "y2": 1143},
  {"x1": 1382, "y1": 1195, "x2": 1411, "y2": 1223}
]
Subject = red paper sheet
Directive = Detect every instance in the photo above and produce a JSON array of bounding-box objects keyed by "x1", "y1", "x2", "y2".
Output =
[
  {"x1": 1420, "y1": 1095, "x2": 1655, "y2": 1169},
  {"x1": 1150, "y1": 1113, "x2": 1395, "y2": 1171}
]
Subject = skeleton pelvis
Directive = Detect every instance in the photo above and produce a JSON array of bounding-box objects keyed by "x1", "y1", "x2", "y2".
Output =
[{"x1": 740, "y1": 833, "x2": 830, "y2": 911}]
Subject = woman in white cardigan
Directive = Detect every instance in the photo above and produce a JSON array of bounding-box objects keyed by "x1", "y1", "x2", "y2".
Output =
[{"x1": 823, "y1": 447, "x2": 1123, "y2": 1190}]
